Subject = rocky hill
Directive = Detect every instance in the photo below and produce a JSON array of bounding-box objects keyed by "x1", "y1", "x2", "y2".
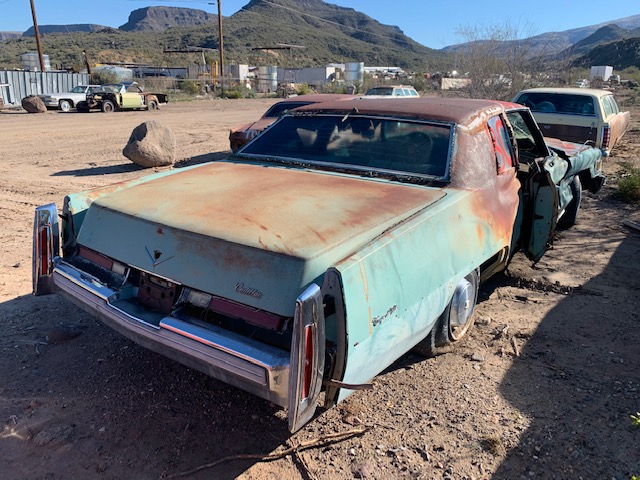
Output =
[
  {"x1": 561, "y1": 24, "x2": 640, "y2": 57},
  {"x1": 442, "y1": 13, "x2": 640, "y2": 57},
  {"x1": 23, "y1": 24, "x2": 107, "y2": 36},
  {"x1": 119, "y1": 6, "x2": 217, "y2": 32},
  {"x1": 0, "y1": 31, "x2": 21, "y2": 41},
  {"x1": 574, "y1": 36, "x2": 640, "y2": 70}
]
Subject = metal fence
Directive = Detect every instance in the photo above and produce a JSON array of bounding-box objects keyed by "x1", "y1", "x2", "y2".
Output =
[{"x1": 0, "y1": 70, "x2": 90, "y2": 106}]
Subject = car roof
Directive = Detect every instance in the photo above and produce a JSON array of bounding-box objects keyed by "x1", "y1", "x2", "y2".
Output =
[
  {"x1": 292, "y1": 97, "x2": 509, "y2": 127},
  {"x1": 516, "y1": 87, "x2": 615, "y2": 98},
  {"x1": 275, "y1": 94, "x2": 358, "y2": 104}
]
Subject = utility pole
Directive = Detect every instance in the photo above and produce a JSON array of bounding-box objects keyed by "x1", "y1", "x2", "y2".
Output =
[
  {"x1": 29, "y1": 0, "x2": 46, "y2": 71},
  {"x1": 216, "y1": 0, "x2": 224, "y2": 96}
]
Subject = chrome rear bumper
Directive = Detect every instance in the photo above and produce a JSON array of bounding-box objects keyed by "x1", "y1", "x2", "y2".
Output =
[{"x1": 53, "y1": 260, "x2": 291, "y2": 407}]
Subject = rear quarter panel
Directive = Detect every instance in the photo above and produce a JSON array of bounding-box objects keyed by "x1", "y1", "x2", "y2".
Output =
[
  {"x1": 610, "y1": 110, "x2": 631, "y2": 150},
  {"x1": 333, "y1": 185, "x2": 519, "y2": 402}
]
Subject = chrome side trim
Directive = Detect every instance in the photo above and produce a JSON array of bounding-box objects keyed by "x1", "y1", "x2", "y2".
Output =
[
  {"x1": 33, "y1": 203, "x2": 60, "y2": 295},
  {"x1": 52, "y1": 263, "x2": 291, "y2": 407},
  {"x1": 288, "y1": 283, "x2": 325, "y2": 433}
]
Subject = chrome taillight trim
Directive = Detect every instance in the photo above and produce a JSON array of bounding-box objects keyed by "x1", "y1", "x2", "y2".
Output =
[
  {"x1": 288, "y1": 283, "x2": 325, "y2": 433},
  {"x1": 33, "y1": 203, "x2": 60, "y2": 296}
]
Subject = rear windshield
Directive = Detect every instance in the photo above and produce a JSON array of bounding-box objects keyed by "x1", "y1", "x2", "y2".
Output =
[
  {"x1": 516, "y1": 92, "x2": 596, "y2": 116},
  {"x1": 240, "y1": 114, "x2": 452, "y2": 178},
  {"x1": 365, "y1": 87, "x2": 393, "y2": 96},
  {"x1": 264, "y1": 101, "x2": 313, "y2": 118}
]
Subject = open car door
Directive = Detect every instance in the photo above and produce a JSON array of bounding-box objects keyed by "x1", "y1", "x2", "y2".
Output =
[{"x1": 519, "y1": 156, "x2": 562, "y2": 263}]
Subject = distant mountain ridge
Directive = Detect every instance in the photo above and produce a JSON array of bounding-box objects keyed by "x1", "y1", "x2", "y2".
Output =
[
  {"x1": 23, "y1": 24, "x2": 108, "y2": 35},
  {"x1": 1, "y1": 4, "x2": 640, "y2": 70},
  {"x1": 119, "y1": 6, "x2": 217, "y2": 31},
  {"x1": 441, "y1": 13, "x2": 640, "y2": 56}
]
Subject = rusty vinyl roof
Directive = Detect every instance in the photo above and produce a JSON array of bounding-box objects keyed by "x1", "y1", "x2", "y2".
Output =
[{"x1": 292, "y1": 97, "x2": 509, "y2": 126}]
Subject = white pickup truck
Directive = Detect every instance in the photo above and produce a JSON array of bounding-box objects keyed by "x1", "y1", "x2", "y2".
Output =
[{"x1": 38, "y1": 84, "x2": 103, "y2": 112}]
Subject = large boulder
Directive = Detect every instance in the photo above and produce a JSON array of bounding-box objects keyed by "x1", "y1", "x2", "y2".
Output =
[
  {"x1": 22, "y1": 95, "x2": 46, "y2": 113},
  {"x1": 123, "y1": 120, "x2": 176, "y2": 168}
]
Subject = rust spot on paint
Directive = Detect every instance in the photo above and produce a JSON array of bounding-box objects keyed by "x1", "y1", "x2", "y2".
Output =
[{"x1": 157, "y1": 227, "x2": 164, "y2": 235}]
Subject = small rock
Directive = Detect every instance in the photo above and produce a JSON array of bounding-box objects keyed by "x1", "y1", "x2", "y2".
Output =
[
  {"x1": 471, "y1": 353, "x2": 485, "y2": 362},
  {"x1": 476, "y1": 315, "x2": 492, "y2": 326},
  {"x1": 46, "y1": 325, "x2": 84, "y2": 344},
  {"x1": 351, "y1": 461, "x2": 374, "y2": 478},
  {"x1": 12, "y1": 262, "x2": 21, "y2": 268},
  {"x1": 348, "y1": 447, "x2": 356, "y2": 456}
]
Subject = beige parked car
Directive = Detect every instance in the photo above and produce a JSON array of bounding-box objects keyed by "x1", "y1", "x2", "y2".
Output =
[{"x1": 513, "y1": 87, "x2": 630, "y2": 156}]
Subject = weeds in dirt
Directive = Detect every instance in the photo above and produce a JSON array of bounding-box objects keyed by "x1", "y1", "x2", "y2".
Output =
[
  {"x1": 614, "y1": 162, "x2": 640, "y2": 203},
  {"x1": 480, "y1": 436, "x2": 506, "y2": 456},
  {"x1": 631, "y1": 412, "x2": 640, "y2": 427}
]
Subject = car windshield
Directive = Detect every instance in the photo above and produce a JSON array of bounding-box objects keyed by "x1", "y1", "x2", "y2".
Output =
[
  {"x1": 517, "y1": 92, "x2": 596, "y2": 116},
  {"x1": 365, "y1": 87, "x2": 393, "y2": 96},
  {"x1": 264, "y1": 101, "x2": 314, "y2": 118},
  {"x1": 240, "y1": 114, "x2": 452, "y2": 179},
  {"x1": 102, "y1": 84, "x2": 121, "y2": 93}
]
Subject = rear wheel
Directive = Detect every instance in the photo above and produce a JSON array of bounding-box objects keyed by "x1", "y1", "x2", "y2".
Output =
[
  {"x1": 101, "y1": 100, "x2": 115, "y2": 113},
  {"x1": 59, "y1": 99, "x2": 72, "y2": 112},
  {"x1": 558, "y1": 175, "x2": 582, "y2": 229},
  {"x1": 413, "y1": 269, "x2": 480, "y2": 356},
  {"x1": 148, "y1": 100, "x2": 158, "y2": 111}
]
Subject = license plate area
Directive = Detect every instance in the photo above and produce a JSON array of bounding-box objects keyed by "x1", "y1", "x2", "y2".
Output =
[{"x1": 137, "y1": 272, "x2": 180, "y2": 315}]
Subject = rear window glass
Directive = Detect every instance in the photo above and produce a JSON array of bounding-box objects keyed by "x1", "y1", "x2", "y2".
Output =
[
  {"x1": 264, "y1": 101, "x2": 313, "y2": 118},
  {"x1": 516, "y1": 93, "x2": 596, "y2": 116},
  {"x1": 241, "y1": 114, "x2": 452, "y2": 178}
]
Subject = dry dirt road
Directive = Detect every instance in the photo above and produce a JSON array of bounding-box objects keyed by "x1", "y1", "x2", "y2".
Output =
[{"x1": 0, "y1": 99, "x2": 639, "y2": 480}]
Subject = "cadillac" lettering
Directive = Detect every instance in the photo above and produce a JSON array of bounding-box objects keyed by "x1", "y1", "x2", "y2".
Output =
[{"x1": 235, "y1": 283, "x2": 263, "y2": 299}]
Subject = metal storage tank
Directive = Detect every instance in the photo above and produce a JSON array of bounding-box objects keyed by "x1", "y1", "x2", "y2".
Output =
[
  {"x1": 344, "y1": 62, "x2": 364, "y2": 85},
  {"x1": 257, "y1": 66, "x2": 278, "y2": 93},
  {"x1": 21, "y1": 52, "x2": 51, "y2": 71}
]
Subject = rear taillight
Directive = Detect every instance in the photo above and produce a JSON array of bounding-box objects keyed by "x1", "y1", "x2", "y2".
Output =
[
  {"x1": 301, "y1": 325, "x2": 314, "y2": 400},
  {"x1": 602, "y1": 125, "x2": 611, "y2": 150},
  {"x1": 33, "y1": 204, "x2": 60, "y2": 295}
]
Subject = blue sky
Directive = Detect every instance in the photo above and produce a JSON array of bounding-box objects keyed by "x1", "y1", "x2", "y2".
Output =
[{"x1": 0, "y1": 0, "x2": 638, "y2": 48}]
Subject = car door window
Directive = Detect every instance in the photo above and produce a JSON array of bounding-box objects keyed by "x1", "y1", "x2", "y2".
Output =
[
  {"x1": 602, "y1": 95, "x2": 617, "y2": 116},
  {"x1": 487, "y1": 115, "x2": 514, "y2": 174}
]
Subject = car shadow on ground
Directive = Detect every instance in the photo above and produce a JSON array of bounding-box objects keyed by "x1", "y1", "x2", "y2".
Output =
[
  {"x1": 493, "y1": 231, "x2": 640, "y2": 478},
  {"x1": 0, "y1": 293, "x2": 292, "y2": 479}
]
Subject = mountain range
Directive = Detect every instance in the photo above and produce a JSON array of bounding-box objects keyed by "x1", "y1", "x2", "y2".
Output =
[{"x1": 1, "y1": 2, "x2": 639, "y2": 71}]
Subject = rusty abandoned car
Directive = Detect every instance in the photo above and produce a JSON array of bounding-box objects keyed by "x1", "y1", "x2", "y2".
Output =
[{"x1": 33, "y1": 98, "x2": 604, "y2": 431}]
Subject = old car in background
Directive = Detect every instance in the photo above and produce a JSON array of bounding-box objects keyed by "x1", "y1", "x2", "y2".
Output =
[
  {"x1": 38, "y1": 84, "x2": 103, "y2": 112},
  {"x1": 33, "y1": 98, "x2": 603, "y2": 432},
  {"x1": 513, "y1": 87, "x2": 630, "y2": 156},
  {"x1": 229, "y1": 94, "x2": 357, "y2": 151},
  {"x1": 76, "y1": 82, "x2": 168, "y2": 113},
  {"x1": 364, "y1": 85, "x2": 419, "y2": 97}
]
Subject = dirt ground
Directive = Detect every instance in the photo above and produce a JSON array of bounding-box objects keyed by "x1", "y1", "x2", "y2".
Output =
[{"x1": 0, "y1": 98, "x2": 638, "y2": 480}]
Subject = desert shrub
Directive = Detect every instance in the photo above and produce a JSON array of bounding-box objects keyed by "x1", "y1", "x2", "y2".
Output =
[
  {"x1": 91, "y1": 70, "x2": 119, "y2": 85},
  {"x1": 180, "y1": 80, "x2": 201, "y2": 95},
  {"x1": 614, "y1": 162, "x2": 640, "y2": 203}
]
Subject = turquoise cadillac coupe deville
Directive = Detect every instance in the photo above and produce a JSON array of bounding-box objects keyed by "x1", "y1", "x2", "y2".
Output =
[{"x1": 33, "y1": 98, "x2": 604, "y2": 432}]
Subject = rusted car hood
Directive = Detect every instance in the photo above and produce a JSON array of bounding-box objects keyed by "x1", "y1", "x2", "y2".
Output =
[{"x1": 76, "y1": 162, "x2": 445, "y2": 316}]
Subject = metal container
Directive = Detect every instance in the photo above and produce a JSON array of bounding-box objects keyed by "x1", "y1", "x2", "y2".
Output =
[
  {"x1": 344, "y1": 62, "x2": 364, "y2": 85},
  {"x1": 21, "y1": 52, "x2": 51, "y2": 71},
  {"x1": 257, "y1": 66, "x2": 278, "y2": 93}
]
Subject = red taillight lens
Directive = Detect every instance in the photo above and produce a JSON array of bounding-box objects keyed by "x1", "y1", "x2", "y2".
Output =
[
  {"x1": 301, "y1": 325, "x2": 314, "y2": 400},
  {"x1": 602, "y1": 126, "x2": 611, "y2": 149},
  {"x1": 39, "y1": 227, "x2": 49, "y2": 276}
]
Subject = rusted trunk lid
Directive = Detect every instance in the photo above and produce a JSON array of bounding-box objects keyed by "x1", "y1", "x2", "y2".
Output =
[{"x1": 76, "y1": 162, "x2": 445, "y2": 316}]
